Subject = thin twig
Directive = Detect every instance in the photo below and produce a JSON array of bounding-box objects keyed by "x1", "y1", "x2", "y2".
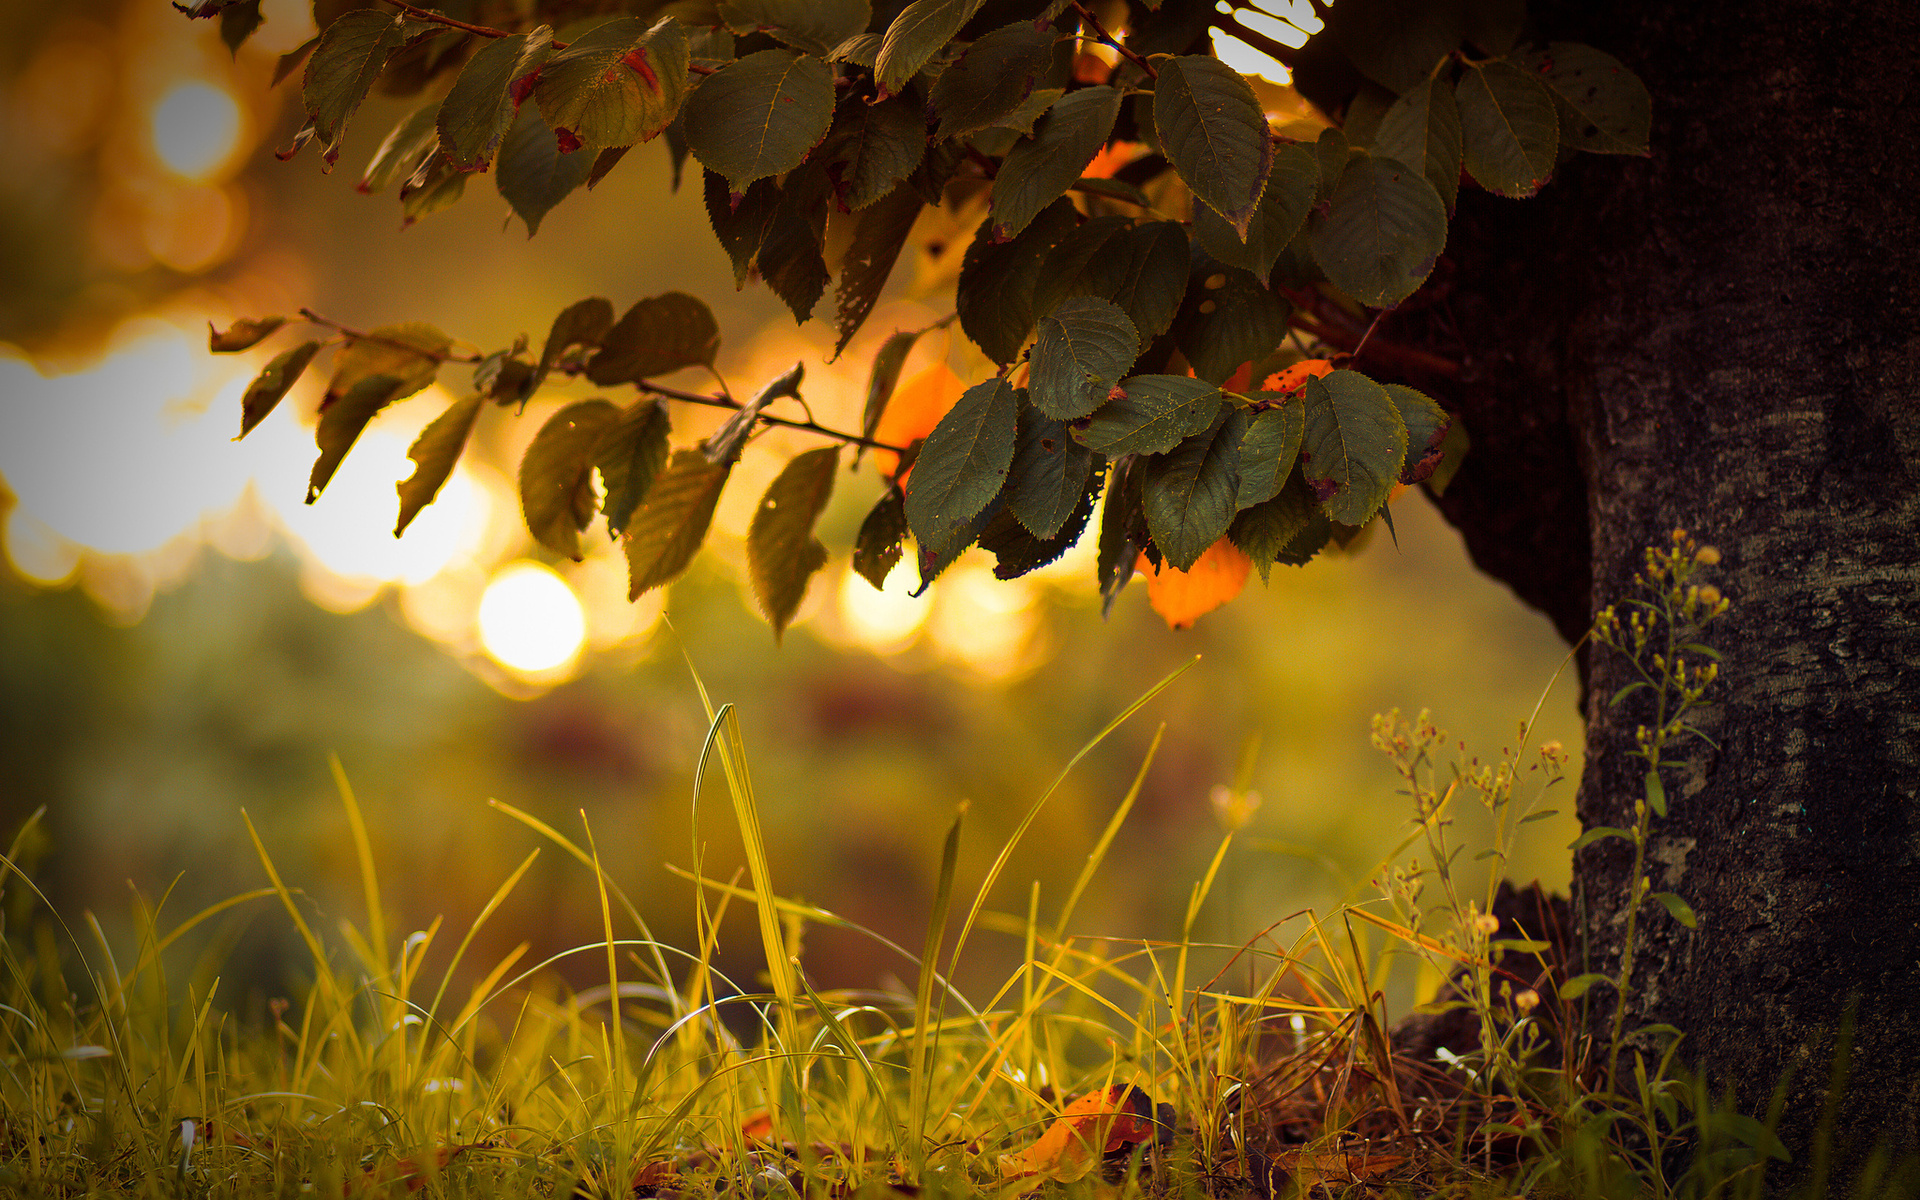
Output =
[
  {"x1": 298, "y1": 308, "x2": 482, "y2": 363},
  {"x1": 1349, "y1": 308, "x2": 1388, "y2": 361},
  {"x1": 635, "y1": 381, "x2": 911, "y2": 455},
  {"x1": 380, "y1": 0, "x2": 518, "y2": 41},
  {"x1": 1073, "y1": 2, "x2": 1157, "y2": 81}
]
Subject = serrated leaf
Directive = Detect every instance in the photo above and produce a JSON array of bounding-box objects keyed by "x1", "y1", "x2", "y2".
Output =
[
  {"x1": 1174, "y1": 261, "x2": 1290, "y2": 384},
  {"x1": 1521, "y1": 42, "x2": 1650, "y2": 155},
  {"x1": 1308, "y1": 154, "x2": 1448, "y2": 307},
  {"x1": 978, "y1": 471, "x2": 1098, "y2": 579},
  {"x1": 496, "y1": 101, "x2": 592, "y2": 235},
  {"x1": 304, "y1": 11, "x2": 411, "y2": 163},
  {"x1": 536, "y1": 297, "x2": 615, "y2": 388},
  {"x1": 1327, "y1": 0, "x2": 1463, "y2": 94},
  {"x1": 858, "y1": 329, "x2": 921, "y2": 463},
  {"x1": 1037, "y1": 219, "x2": 1189, "y2": 341},
  {"x1": 586, "y1": 292, "x2": 720, "y2": 385},
  {"x1": 929, "y1": 20, "x2": 1058, "y2": 140},
  {"x1": 907, "y1": 137, "x2": 965, "y2": 204},
  {"x1": 1644, "y1": 768, "x2": 1667, "y2": 818},
  {"x1": 1074, "y1": 375, "x2": 1222, "y2": 458},
  {"x1": 825, "y1": 95, "x2": 927, "y2": 210},
  {"x1": 395, "y1": 393, "x2": 482, "y2": 536},
  {"x1": 1456, "y1": 59, "x2": 1558, "y2": 197},
  {"x1": 853, "y1": 487, "x2": 907, "y2": 588},
  {"x1": 325, "y1": 321, "x2": 447, "y2": 404},
  {"x1": 237, "y1": 341, "x2": 319, "y2": 438},
  {"x1": 702, "y1": 169, "x2": 781, "y2": 287},
  {"x1": 210, "y1": 316, "x2": 285, "y2": 353},
  {"x1": 1235, "y1": 397, "x2": 1304, "y2": 509},
  {"x1": 703, "y1": 362, "x2": 804, "y2": 466},
  {"x1": 536, "y1": 17, "x2": 688, "y2": 151},
  {"x1": 624, "y1": 449, "x2": 732, "y2": 597},
  {"x1": 875, "y1": 0, "x2": 984, "y2": 96},
  {"x1": 1228, "y1": 469, "x2": 1318, "y2": 581},
  {"x1": 829, "y1": 33, "x2": 881, "y2": 67},
  {"x1": 992, "y1": 84, "x2": 1124, "y2": 241},
  {"x1": 748, "y1": 446, "x2": 839, "y2": 639},
  {"x1": 914, "y1": 494, "x2": 1001, "y2": 590},
  {"x1": 1569, "y1": 825, "x2": 1635, "y2": 852},
  {"x1": 1374, "y1": 73, "x2": 1463, "y2": 212},
  {"x1": 1153, "y1": 55, "x2": 1271, "y2": 236},
  {"x1": 1385, "y1": 383, "x2": 1449, "y2": 482},
  {"x1": 1191, "y1": 141, "x2": 1317, "y2": 277},
  {"x1": 437, "y1": 27, "x2": 552, "y2": 168},
  {"x1": 520, "y1": 399, "x2": 620, "y2": 559},
  {"x1": 757, "y1": 162, "x2": 833, "y2": 323},
  {"x1": 718, "y1": 0, "x2": 870, "y2": 58},
  {"x1": 1143, "y1": 409, "x2": 1244, "y2": 570},
  {"x1": 1651, "y1": 891, "x2": 1696, "y2": 929},
  {"x1": 360, "y1": 100, "x2": 440, "y2": 193},
  {"x1": 1097, "y1": 456, "x2": 1147, "y2": 613},
  {"x1": 1030, "y1": 297, "x2": 1139, "y2": 420},
  {"x1": 1300, "y1": 369, "x2": 1406, "y2": 524},
  {"x1": 956, "y1": 199, "x2": 1080, "y2": 364},
  {"x1": 1006, "y1": 400, "x2": 1095, "y2": 538},
  {"x1": 308, "y1": 373, "x2": 404, "y2": 502},
  {"x1": 903, "y1": 377, "x2": 1018, "y2": 555},
  {"x1": 683, "y1": 49, "x2": 835, "y2": 189},
  {"x1": 982, "y1": 85, "x2": 1060, "y2": 140},
  {"x1": 594, "y1": 399, "x2": 671, "y2": 538},
  {"x1": 834, "y1": 185, "x2": 924, "y2": 357}
]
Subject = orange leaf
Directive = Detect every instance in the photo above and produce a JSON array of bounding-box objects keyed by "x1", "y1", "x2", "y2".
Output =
[
  {"x1": 872, "y1": 362, "x2": 966, "y2": 480},
  {"x1": 1139, "y1": 539, "x2": 1252, "y2": 629},
  {"x1": 741, "y1": 1111, "x2": 775, "y2": 1141},
  {"x1": 1082, "y1": 141, "x2": 1146, "y2": 181},
  {"x1": 997, "y1": 1085, "x2": 1157, "y2": 1182},
  {"x1": 1263, "y1": 358, "x2": 1334, "y2": 395}
]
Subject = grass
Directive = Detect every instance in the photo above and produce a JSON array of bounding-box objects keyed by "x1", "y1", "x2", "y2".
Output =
[{"x1": 1, "y1": 541, "x2": 1913, "y2": 1198}]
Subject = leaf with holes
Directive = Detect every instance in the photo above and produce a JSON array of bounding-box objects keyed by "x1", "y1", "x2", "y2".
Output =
[
  {"x1": 1007, "y1": 402, "x2": 1096, "y2": 538},
  {"x1": 237, "y1": 341, "x2": 319, "y2": 438},
  {"x1": 957, "y1": 199, "x2": 1081, "y2": 365},
  {"x1": 1374, "y1": 72, "x2": 1463, "y2": 212},
  {"x1": 1174, "y1": 261, "x2": 1289, "y2": 384},
  {"x1": 1235, "y1": 396, "x2": 1305, "y2": 509},
  {"x1": 536, "y1": 17, "x2": 687, "y2": 151},
  {"x1": 1030, "y1": 297, "x2": 1139, "y2": 420},
  {"x1": 1308, "y1": 154, "x2": 1448, "y2": 307},
  {"x1": 853, "y1": 487, "x2": 907, "y2": 589},
  {"x1": 1143, "y1": 410, "x2": 1244, "y2": 570},
  {"x1": 520, "y1": 399, "x2": 621, "y2": 559},
  {"x1": 992, "y1": 84, "x2": 1124, "y2": 241},
  {"x1": 904, "y1": 376, "x2": 1018, "y2": 556},
  {"x1": 718, "y1": 0, "x2": 870, "y2": 58},
  {"x1": 1385, "y1": 383, "x2": 1449, "y2": 483},
  {"x1": 824, "y1": 95, "x2": 927, "y2": 210},
  {"x1": 978, "y1": 473, "x2": 1098, "y2": 579},
  {"x1": 437, "y1": 27, "x2": 552, "y2": 168},
  {"x1": 1191, "y1": 140, "x2": 1317, "y2": 277},
  {"x1": 395, "y1": 393, "x2": 482, "y2": 536},
  {"x1": 496, "y1": 101, "x2": 593, "y2": 235},
  {"x1": 1153, "y1": 56, "x2": 1271, "y2": 237},
  {"x1": 1456, "y1": 59, "x2": 1558, "y2": 197},
  {"x1": 747, "y1": 446, "x2": 839, "y2": 639},
  {"x1": 930, "y1": 20, "x2": 1059, "y2": 140},
  {"x1": 1520, "y1": 42, "x2": 1650, "y2": 156},
  {"x1": 683, "y1": 49, "x2": 835, "y2": 189},
  {"x1": 1300, "y1": 370, "x2": 1406, "y2": 525},
  {"x1": 304, "y1": 10, "x2": 411, "y2": 163},
  {"x1": 624, "y1": 449, "x2": 732, "y2": 597},
  {"x1": 587, "y1": 292, "x2": 720, "y2": 385},
  {"x1": 1074, "y1": 375, "x2": 1223, "y2": 458},
  {"x1": 595, "y1": 399, "x2": 671, "y2": 538},
  {"x1": 875, "y1": 0, "x2": 985, "y2": 96},
  {"x1": 834, "y1": 186, "x2": 924, "y2": 357}
]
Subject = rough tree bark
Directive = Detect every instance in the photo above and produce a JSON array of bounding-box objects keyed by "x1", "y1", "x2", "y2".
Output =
[{"x1": 1369, "y1": 0, "x2": 1920, "y2": 1177}]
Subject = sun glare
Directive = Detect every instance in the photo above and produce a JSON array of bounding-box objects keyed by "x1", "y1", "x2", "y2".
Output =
[
  {"x1": 477, "y1": 561, "x2": 588, "y2": 676},
  {"x1": 150, "y1": 81, "x2": 242, "y2": 181}
]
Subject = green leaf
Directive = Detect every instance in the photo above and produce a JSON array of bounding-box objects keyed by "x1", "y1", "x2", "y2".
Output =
[
  {"x1": 858, "y1": 328, "x2": 921, "y2": 463},
  {"x1": 1191, "y1": 141, "x2": 1318, "y2": 278},
  {"x1": 1569, "y1": 825, "x2": 1635, "y2": 852},
  {"x1": 929, "y1": 20, "x2": 1059, "y2": 140},
  {"x1": 1520, "y1": 42, "x2": 1650, "y2": 156},
  {"x1": 1651, "y1": 891, "x2": 1696, "y2": 929},
  {"x1": 360, "y1": 101, "x2": 441, "y2": 194},
  {"x1": 1374, "y1": 72, "x2": 1463, "y2": 212},
  {"x1": 875, "y1": 0, "x2": 983, "y2": 96},
  {"x1": 395, "y1": 393, "x2": 482, "y2": 536},
  {"x1": 1143, "y1": 409, "x2": 1244, "y2": 570},
  {"x1": 1229, "y1": 470, "x2": 1320, "y2": 580},
  {"x1": 496, "y1": 101, "x2": 592, "y2": 235},
  {"x1": 210, "y1": 315, "x2": 285, "y2": 353},
  {"x1": 1096, "y1": 456, "x2": 1147, "y2": 612},
  {"x1": 1308, "y1": 153, "x2": 1448, "y2": 307},
  {"x1": 1074, "y1": 375, "x2": 1223, "y2": 458},
  {"x1": 1456, "y1": 59, "x2": 1559, "y2": 197},
  {"x1": 853, "y1": 487, "x2": 907, "y2": 589},
  {"x1": 583, "y1": 292, "x2": 720, "y2": 386},
  {"x1": 623, "y1": 449, "x2": 732, "y2": 598},
  {"x1": 1006, "y1": 402, "x2": 1095, "y2": 539},
  {"x1": 519, "y1": 399, "x2": 621, "y2": 559},
  {"x1": 683, "y1": 49, "x2": 835, "y2": 189},
  {"x1": 833, "y1": 185, "x2": 924, "y2": 357},
  {"x1": 1644, "y1": 768, "x2": 1667, "y2": 818},
  {"x1": 536, "y1": 297, "x2": 615, "y2": 387},
  {"x1": 325, "y1": 321, "x2": 448, "y2": 404},
  {"x1": 1153, "y1": 55, "x2": 1271, "y2": 237},
  {"x1": 702, "y1": 170, "x2": 781, "y2": 287},
  {"x1": 1069, "y1": 175, "x2": 1151, "y2": 207},
  {"x1": 437, "y1": 27, "x2": 552, "y2": 168},
  {"x1": 274, "y1": 35, "x2": 318, "y2": 88},
  {"x1": 1326, "y1": 0, "x2": 1462, "y2": 94},
  {"x1": 1314, "y1": 127, "x2": 1349, "y2": 204},
  {"x1": 978, "y1": 474, "x2": 1097, "y2": 579},
  {"x1": 991, "y1": 84, "x2": 1123, "y2": 240},
  {"x1": 536, "y1": 17, "x2": 688, "y2": 152},
  {"x1": 1029, "y1": 297, "x2": 1139, "y2": 420},
  {"x1": 219, "y1": 0, "x2": 264, "y2": 53},
  {"x1": 304, "y1": 10, "x2": 411, "y2": 164},
  {"x1": 594, "y1": 399, "x2": 671, "y2": 538},
  {"x1": 1385, "y1": 383, "x2": 1450, "y2": 483},
  {"x1": 981, "y1": 85, "x2": 1061, "y2": 140},
  {"x1": 718, "y1": 0, "x2": 870, "y2": 58},
  {"x1": 824, "y1": 95, "x2": 927, "y2": 210},
  {"x1": 398, "y1": 152, "x2": 466, "y2": 224},
  {"x1": 308, "y1": 374, "x2": 403, "y2": 502},
  {"x1": 903, "y1": 377, "x2": 1018, "y2": 555},
  {"x1": 914, "y1": 496, "x2": 1000, "y2": 591},
  {"x1": 747, "y1": 446, "x2": 840, "y2": 639},
  {"x1": 473, "y1": 339, "x2": 533, "y2": 405},
  {"x1": 1036, "y1": 219, "x2": 1190, "y2": 341},
  {"x1": 237, "y1": 341, "x2": 319, "y2": 438},
  {"x1": 1235, "y1": 396, "x2": 1305, "y2": 509},
  {"x1": 1173, "y1": 261, "x2": 1290, "y2": 385},
  {"x1": 757, "y1": 162, "x2": 833, "y2": 323},
  {"x1": 1300, "y1": 369, "x2": 1406, "y2": 525},
  {"x1": 1558, "y1": 972, "x2": 1613, "y2": 1000},
  {"x1": 956, "y1": 198, "x2": 1080, "y2": 364}
]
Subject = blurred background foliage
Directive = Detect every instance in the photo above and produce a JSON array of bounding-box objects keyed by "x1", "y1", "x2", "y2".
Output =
[{"x1": 0, "y1": 0, "x2": 1581, "y2": 1011}]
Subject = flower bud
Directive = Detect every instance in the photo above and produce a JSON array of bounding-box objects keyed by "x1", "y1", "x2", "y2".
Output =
[
  {"x1": 1472, "y1": 913, "x2": 1501, "y2": 937},
  {"x1": 1695, "y1": 546, "x2": 1721, "y2": 566},
  {"x1": 1514, "y1": 989, "x2": 1540, "y2": 1014},
  {"x1": 1697, "y1": 585, "x2": 1721, "y2": 606}
]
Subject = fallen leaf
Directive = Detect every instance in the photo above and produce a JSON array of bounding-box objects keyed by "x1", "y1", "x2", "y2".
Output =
[{"x1": 997, "y1": 1084, "x2": 1158, "y2": 1182}]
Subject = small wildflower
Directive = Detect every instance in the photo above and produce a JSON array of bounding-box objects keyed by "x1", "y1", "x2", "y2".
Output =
[
  {"x1": 1540, "y1": 740, "x2": 1564, "y2": 759},
  {"x1": 1695, "y1": 545, "x2": 1721, "y2": 565},
  {"x1": 1514, "y1": 989, "x2": 1540, "y2": 1014},
  {"x1": 1472, "y1": 913, "x2": 1501, "y2": 937},
  {"x1": 1697, "y1": 584, "x2": 1721, "y2": 605}
]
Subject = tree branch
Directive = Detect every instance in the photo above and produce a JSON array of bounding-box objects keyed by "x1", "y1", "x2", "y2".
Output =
[
  {"x1": 1073, "y1": 2, "x2": 1157, "y2": 81},
  {"x1": 298, "y1": 308, "x2": 482, "y2": 363},
  {"x1": 632, "y1": 380, "x2": 910, "y2": 455}
]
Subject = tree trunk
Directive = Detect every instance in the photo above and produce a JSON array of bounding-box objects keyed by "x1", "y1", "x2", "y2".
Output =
[{"x1": 1395, "y1": 0, "x2": 1920, "y2": 1177}]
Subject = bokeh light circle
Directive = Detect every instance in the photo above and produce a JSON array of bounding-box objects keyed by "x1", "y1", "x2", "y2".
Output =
[
  {"x1": 477, "y1": 561, "x2": 587, "y2": 674},
  {"x1": 150, "y1": 81, "x2": 241, "y2": 180}
]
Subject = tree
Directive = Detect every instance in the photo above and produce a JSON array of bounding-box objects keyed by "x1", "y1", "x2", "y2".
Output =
[{"x1": 181, "y1": 0, "x2": 1919, "y2": 1181}]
